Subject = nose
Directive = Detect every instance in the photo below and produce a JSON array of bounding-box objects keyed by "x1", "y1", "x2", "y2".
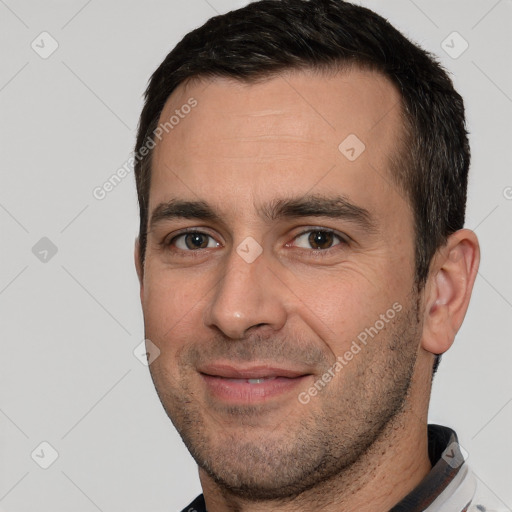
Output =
[{"x1": 203, "y1": 245, "x2": 288, "y2": 340}]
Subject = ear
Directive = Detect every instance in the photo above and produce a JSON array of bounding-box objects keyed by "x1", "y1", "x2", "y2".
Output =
[
  {"x1": 134, "y1": 237, "x2": 144, "y2": 301},
  {"x1": 421, "y1": 229, "x2": 480, "y2": 356}
]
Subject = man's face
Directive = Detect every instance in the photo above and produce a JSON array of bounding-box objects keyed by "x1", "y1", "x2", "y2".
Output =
[{"x1": 138, "y1": 69, "x2": 424, "y2": 499}]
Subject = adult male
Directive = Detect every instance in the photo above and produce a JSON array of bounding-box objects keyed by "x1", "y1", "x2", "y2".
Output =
[{"x1": 133, "y1": 1, "x2": 495, "y2": 510}]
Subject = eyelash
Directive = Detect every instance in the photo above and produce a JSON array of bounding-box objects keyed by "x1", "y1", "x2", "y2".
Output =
[
  {"x1": 162, "y1": 228, "x2": 348, "y2": 257},
  {"x1": 161, "y1": 228, "x2": 219, "y2": 257},
  {"x1": 290, "y1": 229, "x2": 348, "y2": 256}
]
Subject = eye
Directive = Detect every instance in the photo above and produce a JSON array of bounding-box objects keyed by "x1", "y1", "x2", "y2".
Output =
[
  {"x1": 291, "y1": 229, "x2": 345, "y2": 250},
  {"x1": 171, "y1": 231, "x2": 220, "y2": 251}
]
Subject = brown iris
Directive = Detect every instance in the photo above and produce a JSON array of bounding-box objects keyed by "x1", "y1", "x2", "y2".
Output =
[
  {"x1": 308, "y1": 231, "x2": 335, "y2": 249},
  {"x1": 184, "y1": 233, "x2": 210, "y2": 249}
]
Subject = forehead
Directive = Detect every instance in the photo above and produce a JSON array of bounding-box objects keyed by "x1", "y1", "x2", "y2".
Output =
[{"x1": 150, "y1": 68, "x2": 405, "y2": 218}]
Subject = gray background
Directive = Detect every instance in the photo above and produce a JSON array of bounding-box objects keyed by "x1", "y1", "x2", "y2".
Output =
[{"x1": 0, "y1": 0, "x2": 511, "y2": 510}]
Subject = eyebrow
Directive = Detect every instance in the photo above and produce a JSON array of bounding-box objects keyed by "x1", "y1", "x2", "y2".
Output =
[
  {"x1": 149, "y1": 194, "x2": 377, "y2": 233},
  {"x1": 150, "y1": 200, "x2": 221, "y2": 230}
]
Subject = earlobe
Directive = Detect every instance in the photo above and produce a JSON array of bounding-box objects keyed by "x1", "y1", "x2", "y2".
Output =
[{"x1": 421, "y1": 229, "x2": 480, "y2": 356}]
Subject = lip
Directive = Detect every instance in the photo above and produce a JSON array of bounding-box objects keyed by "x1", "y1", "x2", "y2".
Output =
[
  {"x1": 198, "y1": 363, "x2": 309, "y2": 379},
  {"x1": 198, "y1": 363, "x2": 312, "y2": 404}
]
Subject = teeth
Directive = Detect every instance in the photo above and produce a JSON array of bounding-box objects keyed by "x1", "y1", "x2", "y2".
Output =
[{"x1": 222, "y1": 377, "x2": 277, "y2": 384}]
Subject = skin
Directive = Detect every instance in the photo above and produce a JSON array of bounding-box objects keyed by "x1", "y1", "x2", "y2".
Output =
[{"x1": 135, "y1": 68, "x2": 480, "y2": 511}]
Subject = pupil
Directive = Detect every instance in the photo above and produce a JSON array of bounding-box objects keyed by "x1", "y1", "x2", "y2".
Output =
[
  {"x1": 308, "y1": 231, "x2": 333, "y2": 249},
  {"x1": 186, "y1": 233, "x2": 208, "y2": 249}
]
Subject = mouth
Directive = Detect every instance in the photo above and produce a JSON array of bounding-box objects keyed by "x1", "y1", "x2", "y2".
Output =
[{"x1": 198, "y1": 363, "x2": 313, "y2": 403}]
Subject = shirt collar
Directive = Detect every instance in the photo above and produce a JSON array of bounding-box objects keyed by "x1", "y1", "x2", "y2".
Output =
[{"x1": 390, "y1": 424, "x2": 474, "y2": 512}]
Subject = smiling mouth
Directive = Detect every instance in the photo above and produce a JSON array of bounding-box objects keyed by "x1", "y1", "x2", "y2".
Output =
[
  {"x1": 198, "y1": 362, "x2": 310, "y2": 379},
  {"x1": 198, "y1": 364, "x2": 312, "y2": 403}
]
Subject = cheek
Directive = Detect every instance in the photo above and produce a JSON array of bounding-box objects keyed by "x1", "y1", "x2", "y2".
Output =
[
  {"x1": 142, "y1": 272, "x2": 206, "y2": 351},
  {"x1": 289, "y1": 269, "x2": 404, "y2": 354}
]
